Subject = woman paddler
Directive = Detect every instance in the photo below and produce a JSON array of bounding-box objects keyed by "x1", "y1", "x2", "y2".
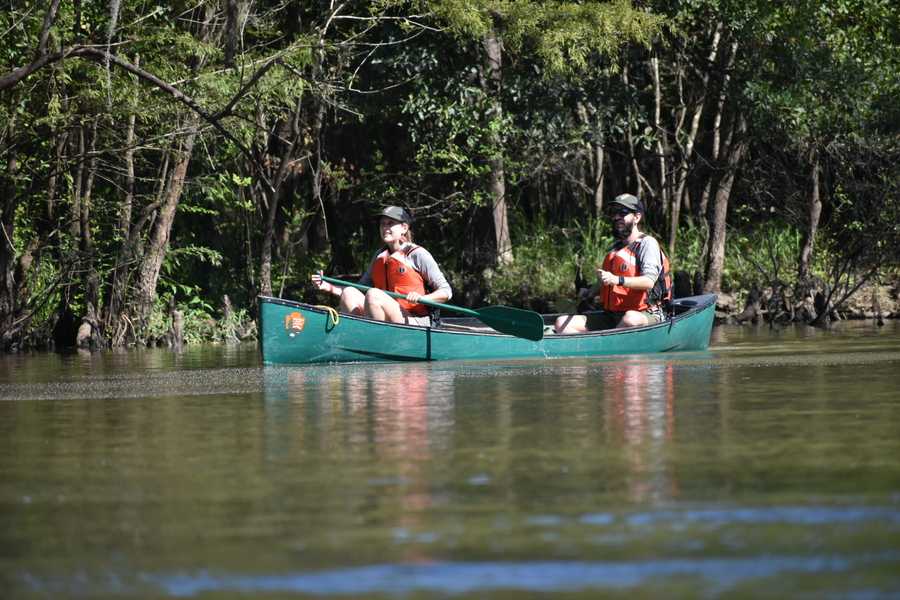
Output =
[{"x1": 311, "y1": 206, "x2": 452, "y2": 325}]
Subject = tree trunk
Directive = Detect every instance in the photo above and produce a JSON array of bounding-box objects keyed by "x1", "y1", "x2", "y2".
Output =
[
  {"x1": 2, "y1": 94, "x2": 66, "y2": 348},
  {"x1": 576, "y1": 101, "x2": 605, "y2": 216},
  {"x1": 797, "y1": 151, "x2": 822, "y2": 282},
  {"x1": 651, "y1": 53, "x2": 669, "y2": 218},
  {"x1": 224, "y1": 0, "x2": 240, "y2": 68},
  {"x1": 669, "y1": 22, "x2": 723, "y2": 256},
  {"x1": 70, "y1": 123, "x2": 84, "y2": 240},
  {"x1": 47, "y1": 121, "x2": 68, "y2": 223},
  {"x1": 80, "y1": 116, "x2": 101, "y2": 312},
  {"x1": 104, "y1": 82, "x2": 139, "y2": 343},
  {"x1": 259, "y1": 82, "x2": 309, "y2": 296},
  {"x1": 622, "y1": 63, "x2": 645, "y2": 200},
  {"x1": 105, "y1": 123, "x2": 162, "y2": 345},
  {"x1": 120, "y1": 55, "x2": 138, "y2": 235},
  {"x1": 259, "y1": 185, "x2": 279, "y2": 297},
  {"x1": 696, "y1": 40, "x2": 738, "y2": 277},
  {"x1": 703, "y1": 113, "x2": 746, "y2": 294},
  {"x1": 132, "y1": 117, "x2": 199, "y2": 329},
  {"x1": 482, "y1": 28, "x2": 512, "y2": 266},
  {"x1": 0, "y1": 107, "x2": 20, "y2": 345},
  {"x1": 591, "y1": 142, "x2": 605, "y2": 215},
  {"x1": 698, "y1": 40, "x2": 738, "y2": 219}
]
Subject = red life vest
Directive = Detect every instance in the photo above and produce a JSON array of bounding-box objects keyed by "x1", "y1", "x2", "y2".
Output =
[
  {"x1": 600, "y1": 236, "x2": 672, "y2": 312},
  {"x1": 370, "y1": 244, "x2": 429, "y2": 316}
]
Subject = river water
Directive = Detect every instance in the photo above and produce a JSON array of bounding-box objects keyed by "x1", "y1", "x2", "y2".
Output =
[{"x1": 2, "y1": 322, "x2": 899, "y2": 598}]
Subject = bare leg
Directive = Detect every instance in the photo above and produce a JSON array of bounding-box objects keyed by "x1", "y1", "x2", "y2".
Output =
[
  {"x1": 554, "y1": 314, "x2": 588, "y2": 334},
  {"x1": 339, "y1": 287, "x2": 366, "y2": 315},
  {"x1": 365, "y1": 288, "x2": 405, "y2": 323},
  {"x1": 618, "y1": 310, "x2": 650, "y2": 328}
]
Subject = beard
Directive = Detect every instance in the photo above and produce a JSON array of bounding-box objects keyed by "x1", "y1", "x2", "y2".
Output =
[{"x1": 613, "y1": 220, "x2": 634, "y2": 240}]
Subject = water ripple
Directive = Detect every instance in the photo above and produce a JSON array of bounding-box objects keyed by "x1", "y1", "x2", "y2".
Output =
[
  {"x1": 17, "y1": 553, "x2": 900, "y2": 598},
  {"x1": 622, "y1": 505, "x2": 900, "y2": 527},
  {"x1": 139, "y1": 553, "x2": 894, "y2": 596},
  {"x1": 0, "y1": 368, "x2": 266, "y2": 401}
]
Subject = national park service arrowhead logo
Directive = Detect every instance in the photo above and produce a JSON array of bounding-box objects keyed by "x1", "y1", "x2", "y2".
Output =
[{"x1": 284, "y1": 311, "x2": 305, "y2": 336}]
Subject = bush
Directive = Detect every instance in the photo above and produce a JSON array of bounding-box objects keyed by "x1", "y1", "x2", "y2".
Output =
[
  {"x1": 485, "y1": 217, "x2": 613, "y2": 312},
  {"x1": 145, "y1": 294, "x2": 254, "y2": 346}
]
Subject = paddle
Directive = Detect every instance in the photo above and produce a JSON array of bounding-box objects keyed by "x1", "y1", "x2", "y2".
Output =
[{"x1": 321, "y1": 275, "x2": 544, "y2": 341}]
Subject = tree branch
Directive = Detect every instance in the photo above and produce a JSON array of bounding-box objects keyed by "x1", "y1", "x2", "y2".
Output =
[
  {"x1": 0, "y1": 44, "x2": 275, "y2": 194},
  {"x1": 37, "y1": 0, "x2": 62, "y2": 56}
]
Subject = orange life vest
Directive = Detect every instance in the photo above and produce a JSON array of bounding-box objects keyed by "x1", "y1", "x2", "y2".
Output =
[
  {"x1": 600, "y1": 237, "x2": 672, "y2": 312},
  {"x1": 370, "y1": 244, "x2": 429, "y2": 316}
]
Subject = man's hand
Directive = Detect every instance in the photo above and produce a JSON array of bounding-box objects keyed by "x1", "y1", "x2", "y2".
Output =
[{"x1": 596, "y1": 268, "x2": 619, "y2": 286}]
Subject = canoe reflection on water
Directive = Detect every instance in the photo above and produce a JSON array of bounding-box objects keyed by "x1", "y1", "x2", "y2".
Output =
[
  {"x1": 602, "y1": 361, "x2": 677, "y2": 504},
  {"x1": 273, "y1": 364, "x2": 448, "y2": 561},
  {"x1": 266, "y1": 357, "x2": 686, "y2": 512}
]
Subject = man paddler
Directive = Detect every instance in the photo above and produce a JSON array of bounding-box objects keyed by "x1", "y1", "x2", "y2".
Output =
[{"x1": 554, "y1": 193, "x2": 672, "y2": 333}]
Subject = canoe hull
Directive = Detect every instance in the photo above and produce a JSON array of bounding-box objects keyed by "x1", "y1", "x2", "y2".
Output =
[{"x1": 259, "y1": 294, "x2": 717, "y2": 365}]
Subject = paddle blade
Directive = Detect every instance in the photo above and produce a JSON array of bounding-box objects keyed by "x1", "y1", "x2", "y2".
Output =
[{"x1": 476, "y1": 306, "x2": 545, "y2": 341}]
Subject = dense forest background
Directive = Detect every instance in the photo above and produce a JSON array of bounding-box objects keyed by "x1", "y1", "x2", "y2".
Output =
[{"x1": 1, "y1": 0, "x2": 898, "y2": 350}]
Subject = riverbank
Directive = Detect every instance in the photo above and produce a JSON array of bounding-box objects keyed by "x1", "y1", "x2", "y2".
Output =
[
  {"x1": 85, "y1": 278, "x2": 900, "y2": 350},
  {"x1": 712, "y1": 280, "x2": 899, "y2": 325},
  {"x1": 5, "y1": 277, "x2": 896, "y2": 354}
]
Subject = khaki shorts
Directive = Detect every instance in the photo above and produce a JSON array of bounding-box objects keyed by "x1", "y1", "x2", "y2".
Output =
[
  {"x1": 584, "y1": 308, "x2": 663, "y2": 331},
  {"x1": 402, "y1": 313, "x2": 432, "y2": 327}
]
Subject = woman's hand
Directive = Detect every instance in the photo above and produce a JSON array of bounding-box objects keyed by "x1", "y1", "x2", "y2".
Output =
[
  {"x1": 311, "y1": 271, "x2": 330, "y2": 292},
  {"x1": 405, "y1": 291, "x2": 422, "y2": 304}
]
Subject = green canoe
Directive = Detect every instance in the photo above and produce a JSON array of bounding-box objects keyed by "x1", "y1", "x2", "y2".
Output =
[{"x1": 258, "y1": 294, "x2": 717, "y2": 365}]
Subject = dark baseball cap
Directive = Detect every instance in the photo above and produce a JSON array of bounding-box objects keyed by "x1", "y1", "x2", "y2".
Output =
[
  {"x1": 609, "y1": 193, "x2": 645, "y2": 213},
  {"x1": 378, "y1": 206, "x2": 413, "y2": 224}
]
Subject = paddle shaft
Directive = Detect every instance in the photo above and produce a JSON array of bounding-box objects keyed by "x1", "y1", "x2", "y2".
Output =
[
  {"x1": 319, "y1": 275, "x2": 544, "y2": 341},
  {"x1": 321, "y1": 275, "x2": 478, "y2": 318}
]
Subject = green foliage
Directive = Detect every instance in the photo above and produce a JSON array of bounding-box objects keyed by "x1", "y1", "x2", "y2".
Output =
[
  {"x1": 2, "y1": 0, "x2": 898, "y2": 353},
  {"x1": 824, "y1": 137, "x2": 900, "y2": 274},
  {"x1": 179, "y1": 306, "x2": 221, "y2": 345},
  {"x1": 165, "y1": 245, "x2": 224, "y2": 269},
  {"x1": 402, "y1": 80, "x2": 496, "y2": 189},
  {"x1": 145, "y1": 285, "x2": 255, "y2": 346},
  {"x1": 144, "y1": 294, "x2": 218, "y2": 346},
  {"x1": 742, "y1": 0, "x2": 898, "y2": 147},
  {"x1": 485, "y1": 215, "x2": 613, "y2": 309},
  {"x1": 667, "y1": 223, "x2": 706, "y2": 275},
  {"x1": 424, "y1": 0, "x2": 663, "y2": 75},
  {"x1": 725, "y1": 226, "x2": 804, "y2": 290},
  {"x1": 154, "y1": 246, "x2": 224, "y2": 332},
  {"x1": 484, "y1": 219, "x2": 830, "y2": 310},
  {"x1": 510, "y1": 1, "x2": 663, "y2": 74},
  {"x1": 19, "y1": 256, "x2": 63, "y2": 343},
  {"x1": 144, "y1": 296, "x2": 176, "y2": 342}
]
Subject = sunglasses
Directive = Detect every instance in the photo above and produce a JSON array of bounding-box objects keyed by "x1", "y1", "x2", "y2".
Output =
[{"x1": 607, "y1": 208, "x2": 633, "y2": 218}]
